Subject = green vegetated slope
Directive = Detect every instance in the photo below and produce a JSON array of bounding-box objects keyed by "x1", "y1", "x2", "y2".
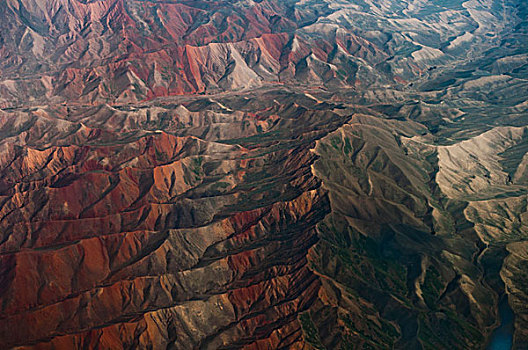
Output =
[{"x1": 300, "y1": 81, "x2": 528, "y2": 349}]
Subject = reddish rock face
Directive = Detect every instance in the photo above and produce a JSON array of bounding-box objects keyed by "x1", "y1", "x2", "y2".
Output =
[
  {"x1": 0, "y1": 98, "x2": 343, "y2": 349},
  {"x1": 0, "y1": 0, "x2": 415, "y2": 107}
]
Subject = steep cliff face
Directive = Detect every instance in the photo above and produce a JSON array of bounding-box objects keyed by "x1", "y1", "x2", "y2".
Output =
[{"x1": 1, "y1": 0, "x2": 528, "y2": 349}]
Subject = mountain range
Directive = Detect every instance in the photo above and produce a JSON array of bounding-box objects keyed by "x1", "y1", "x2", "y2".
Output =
[{"x1": 0, "y1": 0, "x2": 527, "y2": 349}]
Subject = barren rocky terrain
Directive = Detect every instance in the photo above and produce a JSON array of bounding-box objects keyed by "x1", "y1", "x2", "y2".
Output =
[{"x1": 0, "y1": 0, "x2": 527, "y2": 349}]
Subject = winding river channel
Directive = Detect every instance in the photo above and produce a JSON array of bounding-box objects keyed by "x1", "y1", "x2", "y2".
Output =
[{"x1": 488, "y1": 296, "x2": 514, "y2": 350}]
